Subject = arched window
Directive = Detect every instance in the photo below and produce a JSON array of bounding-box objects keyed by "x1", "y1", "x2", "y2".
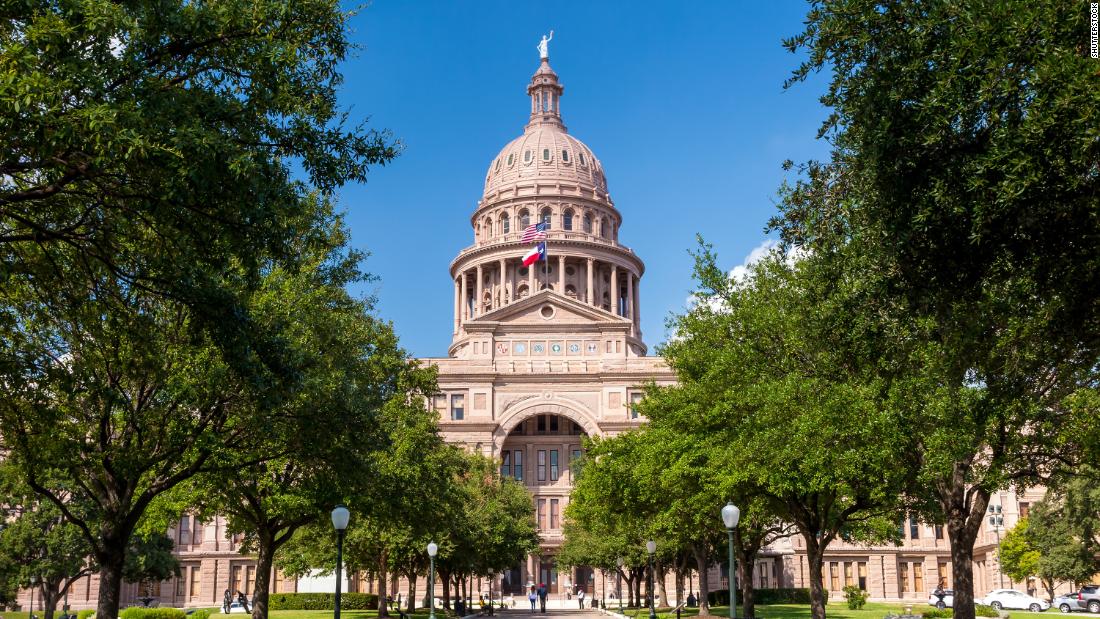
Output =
[
  {"x1": 562, "y1": 209, "x2": 573, "y2": 231},
  {"x1": 501, "y1": 213, "x2": 510, "y2": 234},
  {"x1": 600, "y1": 219, "x2": 609, "y2": 238},
  {"x1": 475, "y1": 222, "x2": 481, "y2": 240},
  {"x1": 485, "y1": 216, "x2": 493, "y2": 237},
  {"x1": 565, "y1": 285, "x2": 577, "y2": 298},
  {"x1": 583, "y1": 213, "x2": 593, "y2": 233},
  {"x1": 518, "y1": 283, "x2": 530, "y2": 299},
  {"x1": 519, "y1": 209, "x2": 530, "y2": 228},
  {"x1": 540, "y1": 208, "x2": 552, "y2": 228}
]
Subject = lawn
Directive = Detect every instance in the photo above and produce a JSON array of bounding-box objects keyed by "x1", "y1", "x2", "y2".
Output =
[{"x1": 611, "y1": 602, "x2": 1056, "y2": 619}]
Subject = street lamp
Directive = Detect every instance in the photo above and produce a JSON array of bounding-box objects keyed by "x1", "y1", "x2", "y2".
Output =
[
  {"x1": 427, "y1": 542, "x2": 439, "y2": 619},
  {"x1": 488, "y1": 569, "x2": 495, "y2": 616},
  {"x1": 988, "y1": 505, "x2": 1005, "y2": 588},
  {"x1": 646, "y1": 540, "x2": 657, "y2": 619},
  {"x1": 30, "y1": 575, "x2": 37, "y2": 619},
  {"x1": 616, "y1": 558, "x2": 624, "y2": 613},
  {"x1": 331, "y1": 506, "x2": 350, "y2": 619},
  {"x1": 721, "y1": 503, "x2": 741, "y2": 619}
]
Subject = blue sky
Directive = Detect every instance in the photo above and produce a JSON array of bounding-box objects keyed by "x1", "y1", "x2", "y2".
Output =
[{"x1": 334, "y1": 1, "x2": 833, "y2": 357}]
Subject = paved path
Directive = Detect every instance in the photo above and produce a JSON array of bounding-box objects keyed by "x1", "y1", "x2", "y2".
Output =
[{"x1": 492, "y1": 609, "x2": 609, "y2": 619}]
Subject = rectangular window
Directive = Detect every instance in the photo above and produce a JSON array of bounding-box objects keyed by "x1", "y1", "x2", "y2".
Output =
[
  {"x1": 537, "y1": 415, "x2": 546, "y2": 433},
  {"x1": 1019, "y1": 502, "x2": 1030, "y2": 519},
  {"x1": 914, "y1": 561, "x2": 924, "y2": 592},
  {"x1": 550, "y1": 499, "x2": 559, "y2": 529},
  {"x1": 910, "y1": 514, "x2": 920, "y2": 539},
  {"x1": 628, "y1": 393, "x2": 644, "y2": 419},
  {"x1": 758, "y1": 563, "x2": 769, "y2": 589},
  {"x1": 514, "y1": 450, "x2": 523, "y2": 481},
  {"x1": 192, "y1": 519, "x2": 203, "y2": 545},
  {"x1": 433, "y1": 395, "x2": 447, "y2": 413},
  {"x1": 899, "y1": 562, "x2": 909, "y2": 593},
  {"x1": 899, "y1": 518, "x2": 906, "y2": 540},
  {"x1": 830, "y1": 562, "x2": 840, "y2": 591},
  {"x1": 179, "y1": 517, "x2": 191, "y2": 546},
  {"x1": 501, "y1": 452, "x2": 512, "y2": 479},
  {"x1": 537, "y1": 450, "x2": 547, "y2": 482},
  {"x1": 934, "y1": 524, "x2": 944, "y2": 540},
  {"x1": 550, "y1": 450, "x2": 559, "y2": 481},
  {"x1": 858, "y1": 562, "x2": 868, "y2": 590},
  {"x1": 537, "y1": 499, "x2": 547, "y2": 529},
  {"x1": 246, "y1": 565, "x2": 255, "y2": 595},
  {"x1": 176, "y1": 572, "x2": 186, "y2": 597},
  {"x1": 844, "y1": 562, "x2": 853, "y2": 587},
  {"x1": 938, "y1": 562, "x2": 950, "y2": 588},
  {"x1": 571, "y1": 449, "x2": 582, "y2": 479},
  {"x1": 450, "y1": 394, "x2": 464, "y2": 420},
  {"x1": 189, "y1": 566, "x2": 201, "y2": 598},
  {"x1": 231, "y1": 566, "x2": 243, "y2": 594},
  {"x1": 550, "y1": 415, "x2": 559, "y2": 432}
]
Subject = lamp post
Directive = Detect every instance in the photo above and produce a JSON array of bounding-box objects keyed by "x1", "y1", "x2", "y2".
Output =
[
  {"x1": 988, "y1": 505, "x2": 1005, "y2": 588},
  {"x1": 590, "y1": 573, "x2": 596, "y2": 609},
  {"x1": 721, "y1": 503, "x2": 740, "y2": 619},
  {"x1": 616, "y1": 558, "x2": 624, "y2": 614},
  {"x1": 331, "y1": 506, "x2": 350, "y2": 619},
  {"x1": 488, "y1": 569, "x2": 495, "y2": 616},
  {"x1": 30, "y1": 575, "x2": 37, "y2": 619},
  {"x1": 427, "y1": 542, "x2": 439, "y2": 619},
  {"x1": 646, "y1": 540, "x2": 657, "y2": 619}
]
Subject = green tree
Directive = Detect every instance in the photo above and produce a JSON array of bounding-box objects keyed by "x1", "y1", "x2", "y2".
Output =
[
  {"x1": 657, "y1": 245, "x2": 906, "y2": 619},
  {"x1": 776, "y1": 4, "x2": 1100, "y2": 619}
]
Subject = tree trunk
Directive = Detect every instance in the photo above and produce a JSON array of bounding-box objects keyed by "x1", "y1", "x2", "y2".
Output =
[
  {"x1": 251, "y1": 533, "x2": 276, "y2": 619},
  {"x1": 407, "y1": 572, "x2": 418, "y2": 613},
  {"x1": 735, "y1": 531, "x2": 761, "y2": 619},
  {"x1": 657, "y1": 565, "x2": 668, "y2": 608},
  {"x1": 944, "y1": 476, "x2": 989, "y2": 619},
  {"x1": 377, "y1": 560, "x2": 390, "y2": 618},
  {"x1": 441, "y1": 570, "x2": 451, "y2": 610},
  {"x1": 42, "y1": 581, "x2": 60, "y2": 619},
  {"x1": 634, "y1": 569, "x2": 643, "y2": 608},
  {"x1": 694, "y1": 545, "x2": 711, "y2": 615},
  {"x1": 95, "y1": 541, "x2": 128, "y2": 619},
  {"x1": 675, "y1": 566, "x2": 684, "y2": 608},
  {"x1": 803, "y1": 533, "x2": 827, "y2": 619},
  {"x1": 1042, "y1": 577, "x2": 1055, "y2": 602}
]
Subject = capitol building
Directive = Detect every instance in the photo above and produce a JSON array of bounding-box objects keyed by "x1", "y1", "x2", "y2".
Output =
[{"x1": 18, "y1": 52, "x2": 1047, "y2": 613}]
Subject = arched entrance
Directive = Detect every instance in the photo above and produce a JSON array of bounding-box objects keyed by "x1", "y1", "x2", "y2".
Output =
[{"x1": 496, "y1": 403, "x2": 597, "y2": 597}]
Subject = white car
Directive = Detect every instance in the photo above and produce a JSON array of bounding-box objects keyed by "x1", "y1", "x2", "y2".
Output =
[
  {"x1": 221, "y1": 602, "x2": 249, "y2": 614},
  {"x1": 929, "y1": 590, "x2": 955, "y2": 609},
  {"x1": 979, "y1": 589, "x2": 1051, "y2": 612}
]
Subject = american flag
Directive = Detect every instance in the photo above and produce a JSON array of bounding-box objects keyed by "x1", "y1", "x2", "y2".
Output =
[{"x1": 519, "y1": 222, "x2": 548, "y2": 243}]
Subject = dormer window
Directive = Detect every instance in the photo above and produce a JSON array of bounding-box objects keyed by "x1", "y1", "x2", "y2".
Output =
[
  {"x1": 562, "y1": 150, "x2": 570, "y2": 163},
  {"x1": 524, "y1": 150, "x2": 532, "y2": 163},
  {"x1": 495, "y1": 158, "x2": 501, "y2": 171},
  {"x1": 542, "y1": 148, "x2": 551, "y2": 161},
  {"x1": 579, "y1": 153, "x2": 586, "y2": 166},
  {"x1": 507, "y1": 153, "x2": 514, "y2": 166}
]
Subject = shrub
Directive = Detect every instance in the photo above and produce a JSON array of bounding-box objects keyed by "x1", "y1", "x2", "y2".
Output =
[
  {"x1": 188, "y1": 610, "x2": 212, "y2": 619},
  {"x1": 268, "y1": 592, "x2": 379, "y2": 610},
  {"x1": 976, "y1": 605, "x2": 999, "y2": 618},
  {"x1": 119, "y1": 608, "x2": 187, "y2": 619},
  {"x1": 77, "y1": 611, "x2": 96, "y2": 619},
  {"x1": 843, "y1": 586, "x2": 868, "y2": 610},
  {"x1": 923, "y1": 609, "x2": 953, "y2": 618}
]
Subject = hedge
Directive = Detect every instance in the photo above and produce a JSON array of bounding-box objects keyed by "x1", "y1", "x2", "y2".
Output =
[
  {"x1": 188, "y1": 610, "x2": 213, "y2": 619},
  {"x1": 119, "y1": 608, "x2": 186, "y2": 619},
  {"x1": 268, "y1": 593, "x2": 379, "y2": 610},
  {"x1": 77, "y1": 610, "x2": 96, "y2": 619},
  {"x1": 707, "y1": 588, "x2": 824, "y2": 606}
]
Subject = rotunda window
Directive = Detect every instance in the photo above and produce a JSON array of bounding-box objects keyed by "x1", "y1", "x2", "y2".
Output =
[
  {"x1": 485, "y1": 216, "x2": 493, "y2": 236},
  {"x1": 507, "y1": 153, "x2": 514, "y2": 166},
  {"x1": 579, "y1": 153, "x2": 586, "y2": 166},
  {"x1": 519, "y1": 209, "x2": 530, "y2": 228},
  {"x1": 518, "y1": 283, "x2": 530, "y2": 298},
  {"x1": 524, "y1": 150, "x2": 531, "y2": 163},
  {"x1": 562, "y1": 150, "x2": 569, "y2": 163},
  {"x1": 495, "y1": 158, "x2": 501, "y2": 171},
  {"x1": 583, "y1": 213, "x2": 593, "y2": 233},
  {"x1": 542, "y1": 148, "x2": 550, "y2": 161},
  {"x1": 501, "y1": 214, "x2": 510, "y2": 234},
  {"x1": 565, "y1": 266, "x2": 575, "y2": 277},
  {"x1": 565, "y1": 285, "x2": 577, "y2": 298},
  {"x1": 540, "y1": 208, "x2": 552, "y2": 228},
  {"x1": 562, "y1": 209, "x2": 573, "y2": 231}
]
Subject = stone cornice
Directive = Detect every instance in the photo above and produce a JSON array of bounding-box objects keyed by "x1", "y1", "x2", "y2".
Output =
[
  {"x1": 450, "y1": 238, "x2": 644, "y2": 277},
  {"x1": 439, "y1": 421, "x2": 498, "y2": 432}
]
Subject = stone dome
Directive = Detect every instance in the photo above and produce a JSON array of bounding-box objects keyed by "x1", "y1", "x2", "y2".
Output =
[
  {"x1": 483, "y1": 128, "x2": 608, "y2": 197},
  {"x1": 481, "y1": 58, "x2": 609, "y2": 200}
]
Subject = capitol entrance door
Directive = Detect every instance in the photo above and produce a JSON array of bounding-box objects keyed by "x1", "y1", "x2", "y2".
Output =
[{"x1": 539, "y1": 558, "x2": 558, "y2": 593}]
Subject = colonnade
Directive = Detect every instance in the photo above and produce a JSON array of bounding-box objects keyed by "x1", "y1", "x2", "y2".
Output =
[{"x1": 453, "y1": 254, "x2": 641, "y2": 336}]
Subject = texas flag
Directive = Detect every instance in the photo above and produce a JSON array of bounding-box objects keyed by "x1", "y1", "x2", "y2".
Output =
[{"x1": 522, "y1": 242, "x2": 546, "y2": 267}]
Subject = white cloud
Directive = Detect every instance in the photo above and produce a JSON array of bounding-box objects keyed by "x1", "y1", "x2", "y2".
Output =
[{"x1": 684, "y1": 239, "x2": 780, "y2": 310}]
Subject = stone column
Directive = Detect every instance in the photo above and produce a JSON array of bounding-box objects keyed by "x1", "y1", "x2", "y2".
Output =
[
  {"x1": 528, "y1": 260, "x2": 535, "y2": 293},
  {"x1": 586, "y1": 258, "x2": 594, "y2": 305},
  {"x1": 558, "y1": 255, "x2": 565, "y2": 293},
  {"x1": 628, "y1": 273, "x2": 637, "y2": 334},
  {"x1": 499, "y1": 258, "x2": 507, "y2": 306},
  {"x1": 476, "y1": 264, "x2": 484, "y2": 317},
  {"x1": 635, "y1": 274, "x2": 642, "y2": 338},
  {"x1": 460, "y1": 271, "x2": 467, "y2": 326},
  {"x1": 453, "y1": 278, "x2": 460, "y2": 335},
  {"x1": 611, "y1": 267, "x2": 619, "y2": 316}
]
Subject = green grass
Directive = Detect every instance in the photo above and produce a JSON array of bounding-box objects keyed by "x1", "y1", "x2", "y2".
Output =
[{"x1": 610, "y1": 602, "x2": 1056, "y2": 619}]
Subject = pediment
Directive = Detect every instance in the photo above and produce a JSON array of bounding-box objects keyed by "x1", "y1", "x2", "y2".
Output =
[{"x1": 468, "y1": 290, "x2": 629, "y2": 329}]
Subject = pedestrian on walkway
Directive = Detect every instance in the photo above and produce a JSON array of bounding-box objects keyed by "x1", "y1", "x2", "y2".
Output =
[
  {"x1": 528, "y1": 588, "x2": 537, "y2": 612},
  {"x1": 537, "y1": 584, "x2": 547, "y2": 613},
  {"x1": 577, "y1": 588, "x2": 585, "y2": 609}
]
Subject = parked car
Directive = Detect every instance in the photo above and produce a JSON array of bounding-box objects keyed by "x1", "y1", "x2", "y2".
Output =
[
  {"x1": 221, "y1": 602, "x2": 249, "y2": 614},
  {"x1": 979, "y1": 589, "x2": 1051, "y2": 612},
  {"x1": 1054, "y1": 592, "x2": 1082, "y2": 613},
  {"x1": 929, "y1": 590, "x2": 955, "y2": 609},
  {"x1": 1076, "y1": 585, "x2": 1100, "y2": 614}
]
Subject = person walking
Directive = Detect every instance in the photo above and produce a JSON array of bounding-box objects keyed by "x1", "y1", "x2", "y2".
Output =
[
  {"x1": 577, "y1": 588, "x2": 585, "y2": 609},
  {"x1": 537, "y1": 584, "x2": 547, "y2": 613},
  {"x1": 528, "y1": 588, "x2": 537, "y2": 612}
]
